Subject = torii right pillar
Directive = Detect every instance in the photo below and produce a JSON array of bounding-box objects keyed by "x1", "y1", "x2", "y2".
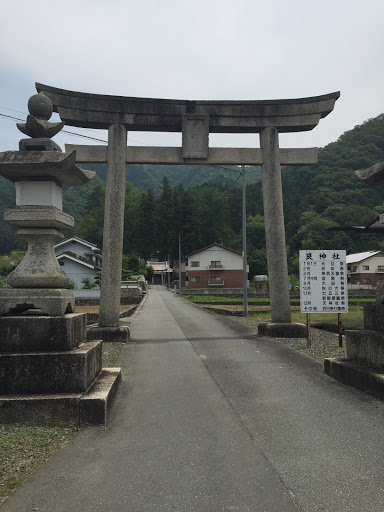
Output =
[
  {"x1": 260, "y1": 126, "x2": 292, "y2": 325},
  {"x1": 257, "y1": 93, "x2": 341, "y2": 337}
]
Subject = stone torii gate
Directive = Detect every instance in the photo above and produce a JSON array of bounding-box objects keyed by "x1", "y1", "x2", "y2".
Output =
[{"x1": 36, "y1": 83, "x2": 339, "y2": 334}]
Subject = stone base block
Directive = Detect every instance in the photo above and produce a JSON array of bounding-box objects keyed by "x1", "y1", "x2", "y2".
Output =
[
  {"x1": 346, "y1": 329, "x2": 384, "y2": 370},
  {"x1": 0, "y1": 288, "x2": 75, "y2": 316},
  {"x1": 324, "y1": 358, "x2": 384, "y2": 401},
  {"x1": 0, "y1": 313, "x2": 87, "y2": 352},
  {"x1": 0, "y1": 341, "x2": 102, "y2": 394},
  {"x1": 258, "y1": 321, "x2": 307, "y2": 338},
  {"x1": 87, "y1": 326, "x2": 130, "y2": 343},
  {"x1": 0, "y1": 368, "x2": 121, "y2": 426},
  {"x1": 363, "y1": 304, "x2": 384, "y2": 333},
  {"x1": 80, "y1": 368, "x2": 122, "y2": 425}
]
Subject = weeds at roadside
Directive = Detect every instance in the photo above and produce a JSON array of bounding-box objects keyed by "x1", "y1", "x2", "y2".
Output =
[
  {"x1": 0, "y1": 342, "x2": 124, "y2": 504},
  {"x1": 0, "y1": 425, "x2": 78, "y2": 503}
]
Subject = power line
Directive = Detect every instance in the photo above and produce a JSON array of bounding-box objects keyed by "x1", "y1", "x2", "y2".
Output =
[
  {"x1": 0, "y1": 108, "x2": 261, "y2": 158},
  {"x1": 0, "y1": 112, "x2": 109, "y2": 144},
  {"x1": 0, "y1": 113, "x2": 22, "y2": 122}
]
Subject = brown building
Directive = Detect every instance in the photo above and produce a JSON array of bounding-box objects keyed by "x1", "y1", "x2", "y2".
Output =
[{"x1": 181, "y1": 244, "x2": 248, "y2": 290}]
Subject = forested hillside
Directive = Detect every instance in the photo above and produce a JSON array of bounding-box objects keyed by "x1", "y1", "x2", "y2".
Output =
[
  {"x1": 0, "y1": 113, "x2": 383, "y2": 277},
  {"x1": 81, "y1": 163, "x2": 262, "y2": 193}
]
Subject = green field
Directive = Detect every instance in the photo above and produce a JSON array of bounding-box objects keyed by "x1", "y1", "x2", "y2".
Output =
[
  {"x1": 248, "y1": 306, "x2": 364, "y2": 329},
  {"x1": 183, "y1": 295, "x2": 374, "y2": 305},
  {"x1": 184, "y1": 295, "x2": 365, "y2": 329}
]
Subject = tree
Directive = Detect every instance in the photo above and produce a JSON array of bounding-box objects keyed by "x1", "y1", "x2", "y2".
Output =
[
  {"x1": 81, "y1": 277, "x2": 96, "y2": 289},
  {"x1": 137, "y1": 189, "x2": 157, "y2": 260},
  {"x1": 75, "y1": 183, "x2": 105, "y2": 248},
  {"x1": 157, "y1": 176, "x2": 175, "y2": 259},
  {"x1": 123, "y1": 182, "x2": 139, "y2": 254},
  {"x1": 247, "y1": 247, "x2": 268, "y2": 278}
]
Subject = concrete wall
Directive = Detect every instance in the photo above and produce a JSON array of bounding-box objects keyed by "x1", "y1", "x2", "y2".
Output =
[{"x1": 74, "y1": 289, "x2": 100, "y2": 299}]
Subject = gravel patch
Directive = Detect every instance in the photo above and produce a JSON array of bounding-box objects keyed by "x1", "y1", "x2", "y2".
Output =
[{"x1": 233, "y1": 316, "x2": 347, "y2": 362}]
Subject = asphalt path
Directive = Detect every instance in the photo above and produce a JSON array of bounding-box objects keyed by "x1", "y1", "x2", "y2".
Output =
[{"x1": 2, "y1": 286, "x2": 384, "y2": 511}]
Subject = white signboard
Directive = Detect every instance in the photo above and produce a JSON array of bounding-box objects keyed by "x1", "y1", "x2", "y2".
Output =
[{"x1": 299, "y1": 250, "x2": 348, "y2": 313}]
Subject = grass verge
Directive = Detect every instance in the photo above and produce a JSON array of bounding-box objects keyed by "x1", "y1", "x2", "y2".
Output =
[
  {"x1": 0, "y1": 341, "x2": 124, "y2": 504},
  {"x1": 248, "y1": 305, "x2": 364, "y2": 329},
  {"x1": 0, "y1": 425, "x2": 77, "y2": 503}
]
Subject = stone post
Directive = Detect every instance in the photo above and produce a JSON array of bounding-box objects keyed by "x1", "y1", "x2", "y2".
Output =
[
  {"x1": 0, "y1": 92, "x2": 121, "y2": 425},
  {"x1": 99, "y1": 124, "x2": 127, "y2": 327},
  {"x1": 260, "y1": 127, "x2": 291, "y2": 323}
]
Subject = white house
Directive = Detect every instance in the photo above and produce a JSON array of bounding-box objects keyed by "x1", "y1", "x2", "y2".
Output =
[
  {"x1": 347, "y1": 251, "x2": 384, "y2": 288},
  {"x1": 180, "y1": 243, "x2": 248, "y2": 289},
  {"x1": 54, "y1": 236, "x2": 102, "y2": 288}
]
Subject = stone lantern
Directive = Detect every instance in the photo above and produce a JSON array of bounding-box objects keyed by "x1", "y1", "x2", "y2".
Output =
[{"x1": 0, "y1": 93, "x2": 120, "y2": 425}]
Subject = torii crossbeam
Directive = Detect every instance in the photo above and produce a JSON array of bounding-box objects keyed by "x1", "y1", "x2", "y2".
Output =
[{"x1": 37, "y1": 83, "x2": 339, "y2": 332}]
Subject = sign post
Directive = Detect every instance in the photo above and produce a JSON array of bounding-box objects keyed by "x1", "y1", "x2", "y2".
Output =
[{"x1": 299, "y1": 250, "x2": 348, "y2": 346}]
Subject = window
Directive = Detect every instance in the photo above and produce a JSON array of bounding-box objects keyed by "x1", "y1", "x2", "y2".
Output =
[
  {"x1": 352, "y1": 266, "x2": 358, "y2": 272},
  {"x1": 190, "y1": 261, "x2": 200, "y2": 267},
  {"x1": 362, "y1": 265, "x2": 369, "y2": 270},
  {"x1": 211, "y1": 276, "x2": 222, "y2": 282},
  {"x1": 191, "y1": 276, "x2": 200, "y2": 283},
  {"x1": 378, "y1": 266, "x2": 384, "y2": 271},
  {"x1": 210, "y1": 260, "x2": 222, "y2": 267},
  {"x1": 362, "y1": 278, "x2": 370, "y2": 284}
]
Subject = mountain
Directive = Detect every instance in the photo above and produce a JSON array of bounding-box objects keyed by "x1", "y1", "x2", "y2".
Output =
[
  {"x1": 79, "y1": 163, "x2": 262, "y2": 194},
  {"x1": 0, "y1": 113, "x2": 383, "y2": 278}
]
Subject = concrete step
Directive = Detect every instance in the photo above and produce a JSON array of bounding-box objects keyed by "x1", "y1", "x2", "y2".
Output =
[
  {"x1": 0, "y1": 367, "x2": 121, "y2": 426},
  {"x1": 80, "y1": 368, "x2": 122, "y2": 425}
]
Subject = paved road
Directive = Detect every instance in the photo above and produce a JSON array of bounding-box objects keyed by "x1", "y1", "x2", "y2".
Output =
[{"x1": 2, "y1": 286, "x2": 384, "y2": 511}]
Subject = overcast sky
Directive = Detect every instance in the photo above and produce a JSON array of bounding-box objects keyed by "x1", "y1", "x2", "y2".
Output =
[{"x1": 0, "y1": 0, "x2": 383, "y2": 153}]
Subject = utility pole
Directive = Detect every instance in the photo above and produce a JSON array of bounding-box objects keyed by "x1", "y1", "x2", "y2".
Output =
[
  {"x1": 242, "y1": 166, "x2": 248, "y2": 317},
  {"x1": 178, "y1": 236, "x2": 182, "y2": 296},
  {"x1": 168, "y1": 253, "x2": 171, "y2": 288}
]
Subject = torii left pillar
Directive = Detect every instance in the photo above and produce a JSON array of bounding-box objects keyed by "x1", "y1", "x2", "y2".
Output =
[
  {"x1": 260, "y1": 127, "x2": 291, "y2": 324},
  {"x1": 99, "y1": 124, "x2": 127, "y2": 327}
]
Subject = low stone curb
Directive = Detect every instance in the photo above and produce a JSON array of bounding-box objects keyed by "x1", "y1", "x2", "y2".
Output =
[
  {"x1": 87, "y1": 326, "x2": 130, "y2": 343},
  {"x1": 86, "y1": 305, "x2": 136, "y2": 325},
  {"x1": 202, "y1": 306, "x2": 244, "y2": 317},
  {"x1": 324, "y1": 358, "x2": 384, "y2": 401},
  {"x1": 258, "y1": 321, "x2": 307, "y2": 338}
]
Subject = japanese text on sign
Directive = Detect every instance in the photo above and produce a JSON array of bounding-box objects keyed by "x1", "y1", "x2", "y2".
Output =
[{"x1": 299, "y1": 250, "x2": 348, "y2": 313}]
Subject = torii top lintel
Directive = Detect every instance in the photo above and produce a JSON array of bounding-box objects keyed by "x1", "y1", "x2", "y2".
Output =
[{"x1": 36, "y1": 83, "x2": 339, "y2": 133}]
